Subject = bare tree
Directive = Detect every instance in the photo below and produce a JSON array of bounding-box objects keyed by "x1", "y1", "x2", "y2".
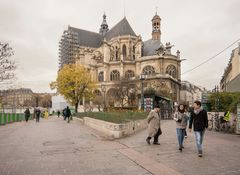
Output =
[
  {"x1": 115, "y1": 79, "x2": 137, "y2": 108},
  {"x1": 0, "y1": 42, "x2": 16, "y2": 83},
  {"x1": 39, "y1": 94, "x2": 52, "y2": 108}
]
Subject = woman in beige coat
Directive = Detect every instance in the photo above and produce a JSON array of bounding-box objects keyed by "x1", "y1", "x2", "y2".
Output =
[{"x1": 146, "y1": 104, "x2": 161, "y2": 145}]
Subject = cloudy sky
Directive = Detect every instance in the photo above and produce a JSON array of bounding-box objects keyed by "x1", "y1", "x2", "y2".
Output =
[{"x1": 0, "y1": 0, "x2": 239, "y2": 92}]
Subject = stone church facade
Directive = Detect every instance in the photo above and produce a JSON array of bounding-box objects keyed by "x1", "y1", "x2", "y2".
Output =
[{"x1": 59, "y1": 13, "x2": 182, "y2": 108}]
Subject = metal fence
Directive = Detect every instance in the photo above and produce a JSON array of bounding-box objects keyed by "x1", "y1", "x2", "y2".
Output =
[
  {"x1": 0, "y1": 113, "x2": 33, "y2": 125},
  {"x1": 207, "y1": 112, "x2": 237, "y2": 133}
]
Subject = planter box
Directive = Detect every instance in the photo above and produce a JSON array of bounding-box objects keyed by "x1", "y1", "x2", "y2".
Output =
[{"x1": 83, "y1": 117, "x2": 148, "y2": 139}]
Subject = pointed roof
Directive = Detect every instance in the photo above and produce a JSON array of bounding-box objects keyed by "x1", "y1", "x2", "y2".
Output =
[
  {"x1": 105, "y1": 17, "x2": 137, "y2": 40},
  {"x1": 69, "y1": 26, "x2": 102, "y2": 48},
  {"x1": 101, "y1": 13, "x2": 108, "y2": 26},
  {"x1": 143, "y1": 39, "x2": 164, "y2": 56}
]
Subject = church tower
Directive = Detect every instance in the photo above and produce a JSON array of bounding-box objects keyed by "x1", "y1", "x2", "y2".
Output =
[
  {"x1": 99, "y1": 13, "x2": 109, "y2": 37},
  {"x1": 151, "y1": 12, "x2": 161, "y2": 40}
]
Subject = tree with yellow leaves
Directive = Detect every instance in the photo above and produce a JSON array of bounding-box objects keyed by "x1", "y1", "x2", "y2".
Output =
[{"x1": 50, "y1": 64, "x2": 96, "y2": 113}]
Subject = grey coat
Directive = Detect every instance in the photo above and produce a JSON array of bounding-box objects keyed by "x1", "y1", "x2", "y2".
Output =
[
  {"x1": 173, "y1": 112, "x2": 188, "y2": 129},
  {"x1": 147, "y1": 110, "x2": 161, "y2": 137}
]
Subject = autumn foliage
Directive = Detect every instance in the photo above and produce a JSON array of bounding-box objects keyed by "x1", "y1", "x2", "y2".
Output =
[{"x1": 50, "y1": 64, "x2": 96, "y2": 113}]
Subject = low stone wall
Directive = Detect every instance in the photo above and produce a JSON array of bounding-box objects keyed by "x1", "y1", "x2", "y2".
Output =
[{"x1": 83, "y1": 117, "x2": 148, "y2": 139}]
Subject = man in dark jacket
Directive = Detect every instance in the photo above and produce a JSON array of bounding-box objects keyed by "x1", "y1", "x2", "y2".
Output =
[
  {"x1": 35, "y1": 108, "x2": 41, "y2": 123},
  {"x1": 65, "y1": 106, "x2": 71, "y2": 123},
  {"x1": 189, "y1": 100, "x2": 208, "y2": 157},
  {"x1": 24, "y1": 108, "x2": 30, "y2": 122}
]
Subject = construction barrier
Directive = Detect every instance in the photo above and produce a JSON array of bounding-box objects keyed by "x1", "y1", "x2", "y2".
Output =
[
  {"x1": 0, "y1": 113, "x2": 4, "y2": 125},
  {"x1": 0, "y1": 113, "x2": 33, "y2": 126}
]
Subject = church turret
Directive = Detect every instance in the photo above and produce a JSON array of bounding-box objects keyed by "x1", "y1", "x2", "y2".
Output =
[
  {"x1": 151, "y1": 12, "x2": 161, "y2": 40},
  {"x1": 99, "y1": 13, "x2": 109, "y2": 37}
]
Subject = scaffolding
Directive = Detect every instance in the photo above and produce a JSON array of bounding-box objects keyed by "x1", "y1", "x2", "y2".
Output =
[{"x1": 59, "y1": 27, "x2": 79, "y2": 69}]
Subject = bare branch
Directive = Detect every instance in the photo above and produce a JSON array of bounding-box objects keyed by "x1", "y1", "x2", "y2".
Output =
[{"x1": 0, "y1": 41, "x2": 16, "y2": 83}]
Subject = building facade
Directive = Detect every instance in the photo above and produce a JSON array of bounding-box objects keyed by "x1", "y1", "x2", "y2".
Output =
[
  {"x1": 180, "y1": 81, "x2": 206, "y2": 106},
  {"x1": 0, "y1": 88, "x2": 34, "y2": 110},
  {"x1": 220, "y1": 44, "x2": 240, "y2": 92},
  {"x1": 59, "y1": 13, "x2": 183, "y2": 107}
]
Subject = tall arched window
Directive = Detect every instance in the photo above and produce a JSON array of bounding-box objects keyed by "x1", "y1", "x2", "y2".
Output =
[
  {"x1": 125, "y1": 70, "x2": 134, "y2": 79},
  {"x1": 110, "y1": 70, "x2": 120, "y2": 81},
  {"x1": 122, "y1": 44, "x2": 127, "y2": 59},
  {"x1": 166, "y1": 65, "x2": 177, "y2": 78},
  {"x1": 98, "y1": 72, "x2": 104, "y2": 82},
  {"x1": 115, "y1": 46, "x2": 119, "y2": 61},
  {"x1": 142, "y1": 66, "x2": 155, "y2": 75},
  {"x1": 132, "y1": 46, "x2": 135, "y2": 60}
]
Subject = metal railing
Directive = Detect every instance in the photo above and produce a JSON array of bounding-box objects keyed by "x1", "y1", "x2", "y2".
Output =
[{"x1": 0, "y1": 113, "x2": 33, "y2": 125}]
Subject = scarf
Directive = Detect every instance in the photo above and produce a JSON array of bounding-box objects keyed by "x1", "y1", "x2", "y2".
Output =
[{"x1": 194, "y1": 107, "x2": 203, "y2": 115}]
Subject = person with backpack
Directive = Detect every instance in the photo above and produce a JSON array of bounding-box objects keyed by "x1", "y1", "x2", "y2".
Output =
[{"x1": 65, "y1": 106, "x2": 72, "y2": 123}]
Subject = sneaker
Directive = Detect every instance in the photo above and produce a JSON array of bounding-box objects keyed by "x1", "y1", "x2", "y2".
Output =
[
  {"x1": 146, "y1": 138, "x2": 151, "y2": 145},
  {"x1": 153, "y1": 142, "x2": 160, "y2": 145}
]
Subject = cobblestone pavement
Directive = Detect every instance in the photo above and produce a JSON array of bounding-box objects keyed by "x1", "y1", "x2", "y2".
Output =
[
  {"x1": 0, "y1": 116, "x2": 240, "y2": 175},
  {"x1": 118, "y1": 120, "x2": 240, "y2": 175}
]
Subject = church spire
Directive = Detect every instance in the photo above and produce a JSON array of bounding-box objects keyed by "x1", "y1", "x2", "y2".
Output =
[
  {"x1": 151, "y1": 12, "x2": 161, "y2": 41},
  {"x1": 99, "y1": 13, "x2": 109, "y2": 37}
]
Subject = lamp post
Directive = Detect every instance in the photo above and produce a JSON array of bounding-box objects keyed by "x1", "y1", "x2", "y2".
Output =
[
  {"x1": 140, "y1": 74, "x2": 145, "y2": 110},
  {"x1": 101, "y1": 84, "x2": 106, "y2": 111},
  {"x1": 216, "y1": 85, "x2": 219, "y2": 114},
  {"x1": 213, "y1": 85, "x2": 219, "y2": 117}
]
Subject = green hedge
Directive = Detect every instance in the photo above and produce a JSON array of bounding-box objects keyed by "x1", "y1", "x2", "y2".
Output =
[{"x1": 75, "y1": 111, "x2": 148, "y2": 123}]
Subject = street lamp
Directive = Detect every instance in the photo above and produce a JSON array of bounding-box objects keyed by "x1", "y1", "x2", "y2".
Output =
[
  {"x1": 140, "y1": 74, "x2": 145, "y2": 110},
  {"x1": 213, "y1": 85, "x2": 219, "y2": 117},
  {"x1": 215, "y1": 85, "x2": 219, "y2": 113},
  {"x1": 101, "y1": 84, "x2": 106, "y2": 111}
]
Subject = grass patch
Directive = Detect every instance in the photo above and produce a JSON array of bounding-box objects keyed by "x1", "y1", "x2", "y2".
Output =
[{"x1": 75, "y1": 111, "x2": 148, "y2": 123}]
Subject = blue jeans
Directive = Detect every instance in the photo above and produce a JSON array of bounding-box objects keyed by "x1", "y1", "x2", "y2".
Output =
[
  {"x1": 176, "y1": 128, "x2": 185, "y2": 147},
  {"x1": 194, "y1": 131, "x2": 205, "y2": 153}
]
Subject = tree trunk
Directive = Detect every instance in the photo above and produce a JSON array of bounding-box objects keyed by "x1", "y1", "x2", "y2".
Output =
[{"x1": 75, "y1": 102, "x2": 78, "y2": 113}]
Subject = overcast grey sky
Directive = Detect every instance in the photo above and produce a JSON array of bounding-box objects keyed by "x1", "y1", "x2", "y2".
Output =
[{"x1": 0, "y1": 0, "x2": 239, "y2": 92}]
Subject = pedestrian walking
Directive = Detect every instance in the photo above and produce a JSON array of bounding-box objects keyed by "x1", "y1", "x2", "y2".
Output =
[
  {"x1": 189, "y1": 101, "x2": 208, "y2": 157},
  {"x1": 62, "y1": 108, "x2": 66, "y2": 120},
  {"x1": 57, "y1": 110, "x2": 60, "y2": 118},
  {"x1": 184, "y1": 105, "x2": 191, "y2": 138},
  {"x1": 146, "y1": 104, "x2": 162, "y2": 145},
  {"x1": 24, "y1": 108, "x2": 30, "y2": 122},
  {"x1": 35, "y1": 108, "x2": 41, "y2": 123},
  {"x1": 173, "y1": 104, "x2": 188, "y2": 151},
  {"x1": 44, "y1": 110, "x2": 49, "y2": 119},
  {"x1": 65, "y1": 106, "x2": 72, "y2": 123}
]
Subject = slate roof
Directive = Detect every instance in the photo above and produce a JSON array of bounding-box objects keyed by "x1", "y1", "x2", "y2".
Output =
[
  {"x1": 105, "y1": 17, "x2": 137, "y2": 41},
  {"x1": 69, "y1": 26, "x2": 102, "y2": 48},
  {"x1": 68, "y1": 17, "x2": 137, "y2": 47},
  {"x1": 143, "y1": 39, "x2": 164, "y2": 56}
]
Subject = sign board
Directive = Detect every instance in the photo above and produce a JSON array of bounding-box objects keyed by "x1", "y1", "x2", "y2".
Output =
[
  {"x1": 236, "y1": 103, "x2": 240, "y2": 134},
  {"x1": 144, "y1": 98, "x2": 153, "y2": 112}
]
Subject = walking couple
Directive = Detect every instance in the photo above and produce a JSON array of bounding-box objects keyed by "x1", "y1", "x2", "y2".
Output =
[
  {"x1": 146, "y1": 101, "x2": 208, "y2": 158},
  {"x1": 174, "y1": 101, "x2": 208, "y2": 157}
]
